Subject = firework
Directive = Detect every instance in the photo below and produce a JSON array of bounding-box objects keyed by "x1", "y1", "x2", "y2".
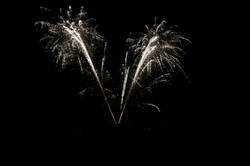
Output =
[
  {"x1": 35, "y1": 6, "x2": 117, "y2": 123},
  {"x1": 35, "y1": 6, "x2": 190, "y2": 125},
  {"x1": 119, "y1": 19, "x2": 190, "y2": 124}
]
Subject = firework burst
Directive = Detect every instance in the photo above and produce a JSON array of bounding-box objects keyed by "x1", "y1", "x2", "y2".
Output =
[
  {"x1": 35, "y1": 6, "x2": 117, "y2": 123},
  {"x1": 119, "y1": 19, "x2": 190, "y2": 123}
]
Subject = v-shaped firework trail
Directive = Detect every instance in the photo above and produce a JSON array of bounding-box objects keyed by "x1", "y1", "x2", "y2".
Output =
[{"x1": 35, "y1": 6, "x2": 190, "y2": 124}]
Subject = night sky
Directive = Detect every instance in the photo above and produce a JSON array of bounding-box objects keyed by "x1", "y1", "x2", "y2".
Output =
[{"x1": 6, "y1": 0, "x2": 239, "y2": 163}]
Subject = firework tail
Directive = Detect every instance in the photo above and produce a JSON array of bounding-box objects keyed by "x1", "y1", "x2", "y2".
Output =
[
  {"x1": 120, "y1": 52, "x2": 130, "y2": 111},
  {"x1": 101, "y1": 42, "x2": 107, "y2": 82},
  {"x1": 118, "y1": 36, "x2": 158, "y2": 123},
  {"x1": 63, "y1": 25, "x2": 117, "y2": 124}
]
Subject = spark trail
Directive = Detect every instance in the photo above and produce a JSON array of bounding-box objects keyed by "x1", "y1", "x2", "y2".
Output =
[
  {"x1": 119, "y1": 20, "x2": 190, "y2": 124},
  {"x1": 36, "y1": 6, "x2": 117, "y2": 123},
  {"x1": 62, "y1": 25, "x2": 116, "y2": 123}
]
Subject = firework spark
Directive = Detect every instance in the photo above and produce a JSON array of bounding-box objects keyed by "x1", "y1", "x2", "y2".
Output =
[
  {"x1": 119, "y1": 19, "x2": 190, "y2": 124},
  {"x1": 35, "y1": 6, "x2": 117, "y2": 123}
]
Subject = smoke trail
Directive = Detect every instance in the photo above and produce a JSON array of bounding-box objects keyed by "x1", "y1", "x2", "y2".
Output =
[
  {"x1": 119, "y1": 20, "x2": 190, "y2": 123},
  {"x1": 35, "y1": 6, "x2": 117, "y2": 123}
]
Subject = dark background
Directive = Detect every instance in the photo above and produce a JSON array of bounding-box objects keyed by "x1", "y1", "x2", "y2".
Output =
[{"x1": 5, "y1": 0, "x2": 241, "y2": 163}]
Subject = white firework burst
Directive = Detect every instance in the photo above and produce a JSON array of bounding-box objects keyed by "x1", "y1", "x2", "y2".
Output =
[
  {"x1": 119, "y1": 19, "x2": 190, "y2": 123},
  {"x1": 35, "y1": 6, "x2": 117, "y2": 123}
]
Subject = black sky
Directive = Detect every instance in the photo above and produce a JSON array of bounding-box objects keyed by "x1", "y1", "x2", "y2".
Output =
[{"x1": 5, "y1": 0, "x2": 240, "y2": 162}]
